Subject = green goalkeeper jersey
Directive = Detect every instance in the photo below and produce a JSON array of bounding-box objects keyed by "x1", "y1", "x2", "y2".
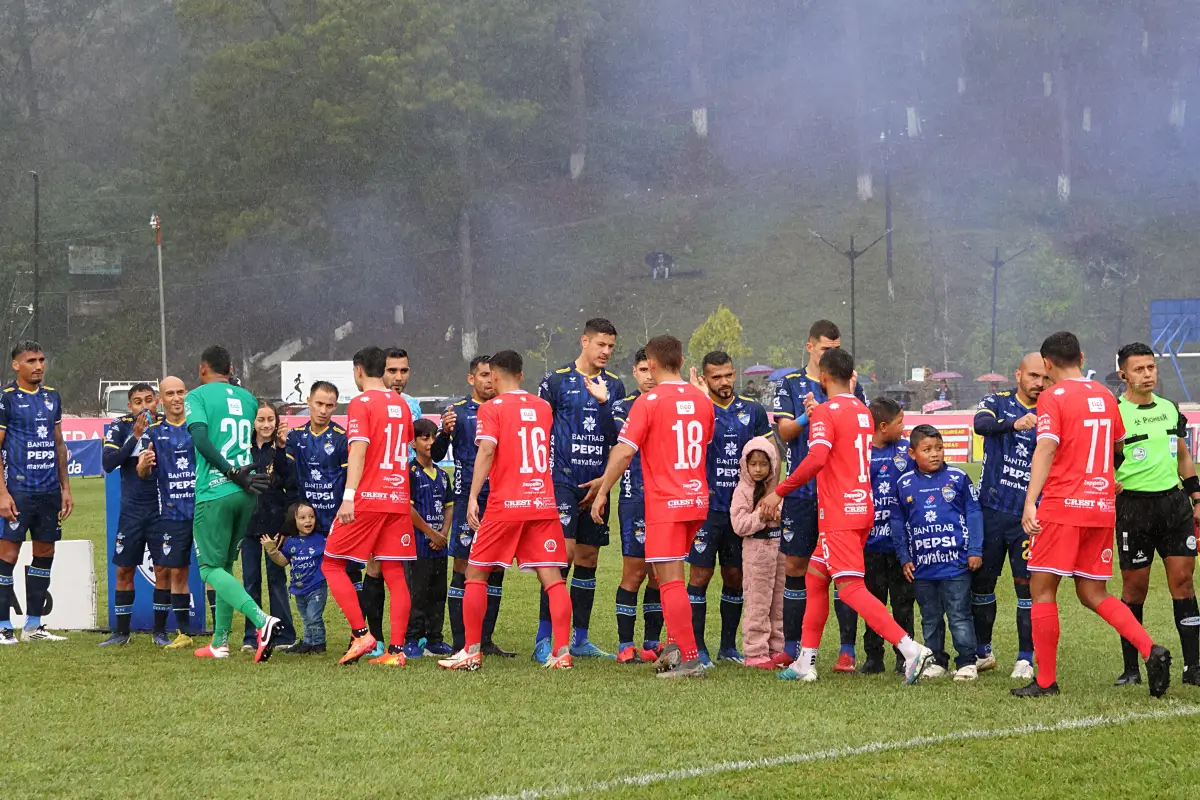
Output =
[{"x1": 185, "y1": 381, "x2": 259, "y2": 503}]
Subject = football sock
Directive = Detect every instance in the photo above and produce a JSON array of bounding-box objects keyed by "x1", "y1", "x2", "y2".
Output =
[
  {"x1": 800, "y1": 571, "x2": 830, "y2": 649},
  {"x1": 212, "y1": 594, "x2": 233, "y2": 648},
  {"x1": 448, "y1": 571, "x2": 466, "y2": 650},
  {"x1": 838, "y1": 578, "x2": 907, "y2": 646},
  {"x1": 115, "y1": 589, "x2": 135, "y2": 635},
  {"x1": 361, "y1": 573, "x2": 386, "y2": 643},
  {"x1": 199, "y1": 564, "x2": 268, "y2": 630},
  {"x1": 171, "y1": 593, "x2": 192, "y2": 635},
  {"x1": 152, "y1": 588, "x2": 171, "y2": 634},
  {"x1": 1173, "y1": 596, "x2": 1200, "y2": 668},
  {"x1": 25, "y1": 556, "x2": 52, "y2": 621},
  {"x1": 536, "y1": 567, "x2": 567, "y2": 642},
  {"x1": 659, "y1": 579, "x2": 699, "y2": 661},
  {"x1": 783, "y1": 575, "x2": 806, "y2": 658},
  {"x1": 379, "y1": 561, "x2": 411, "y2": 648},
  {"x1": 1014, "y1": 580, "x2": 1034, "y2": 662},
  {"x1": 206, "y1": 587, "x2": 217, "y2": 628},
  {"x1": 0, "y1": 558, "x2": 15, "y2": 627},
  {"x1": 642, "y1": 585, "x2": 663, "y2": 645},
  {"x1": 482, "y1": 570, "x2": 505, "y2": 644},
  {"x1": 833, "y1": 586, "x2": 857, "y2": 656},
  {"x1": 971, "y1": 584, "x2": 998, "y2": 656},
  {"x1": 545, "y1": 578, "x2": 572, "y2": 653},
  {"x1": 616, "y1": 586, "x2": 638, "y2": 647},
  {"x1": 1096, "y1": 595, "x2": 1152, "y2": 660},
  {"x1": 570, "y1": 566, "x2": 597, "y2": 646},
  {"x1": 320, "y1": 556, "x2": 366, "y2": 631},
  {"x1": 463, "y1": 579, "x2": 488, "y2": 650},
  {"x1": 798, "y1": 646, "x2": 818, "y2": 674},
  {"x1": 687, "y1": 584, "x2": 708, "y2": 653},
  {"x1": 1119, "y1": 600, "x2": 1144, "y2": 675},
  {"x1": 719, "y1": 587, "x2": 743, "y2": 652},
  {"x1": 896, "y1": 635, "x2": 923, "y2": 663},
  {"x1": 1031, "y1": 602, "x2": 1060, "y2": 688}
]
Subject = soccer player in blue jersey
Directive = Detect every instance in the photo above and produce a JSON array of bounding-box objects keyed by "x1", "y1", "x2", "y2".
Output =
[
  {"x1": 535, "y1": 318, "x2": 626, "y2": 661},
  {"x1": 432, "y1": 355, "x2": 508, "y2": 656},
  {"x1": 140, "y1": 377, "x2": 198, "y2": 648},
  {"x1": 972, "y1": 352, "x2": 1044, "y2": 680},
  {"x1": 772, "y1": 320, "x2": 865, "y2": 670},
  {"x1": 687, "y1": 351, "x2": 772, "y2": 666},
  {"x1": 860, "y1": 397, "x2": 915, "y2": 674},
  {"x1": 894, "y1": 425, "x2": 984, "y2": 680},
  {"x1": 0, "y1": 342, "x2": 73, "y2": 644},
  {"x1": 612, "y1": 349, "x2": 663, "y2": 663},
  {"x1": 99, "y1": 381, "x2": 161, "y2": 646}
]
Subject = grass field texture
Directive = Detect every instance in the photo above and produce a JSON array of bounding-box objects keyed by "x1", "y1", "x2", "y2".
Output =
[{"x1": 5, "y1": 473, "x2": 1200, "y2": 799}]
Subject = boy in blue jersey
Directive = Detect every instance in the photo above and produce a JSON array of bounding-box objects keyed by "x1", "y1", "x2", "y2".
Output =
[
  {"x1": 612, "y1": 349, "x2": 664, "y2": 663},
  {"x1": 536, "y1": 317, "x2": 625, "y2": 661},
  {"x1": 100, "y1": 381, "x2": 161, "y2": 646},
  {"x1": 772, "y1": 320, "x2": 864, "y2": 669},
  {"x1": 404, "y1": 418, "x2": 454, "y2": 658},
  {"x1": 895, "y1": 425, "x2": 984, "y2": 680},
  {"x1": 860, "y1": 397, "x2": 915, "y2": 674},
  {"x1": 971, "y1": 352, "x2": 1044, "y2": 680},
  {"x1": 0, "y1": 342, "x2": 73, "y2": 645},
  {"x1": 432, "y1": 355, "x2": 507, "y2": 656},
  {"x1": 687, "y1": 351, "x2": 772, "y2": 666},
  {"x1": 140, "y1": 377, "x2": 198, "y2": 648}
]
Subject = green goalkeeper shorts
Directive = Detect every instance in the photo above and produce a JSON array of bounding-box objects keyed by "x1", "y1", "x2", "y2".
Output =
[{"x1": 192, "y1": 492, "x2": 257, "y2": 568}]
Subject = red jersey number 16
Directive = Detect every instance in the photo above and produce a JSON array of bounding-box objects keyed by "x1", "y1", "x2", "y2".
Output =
[{"x1": 518, "y1": 426, "x2": 548, "y2": 474}]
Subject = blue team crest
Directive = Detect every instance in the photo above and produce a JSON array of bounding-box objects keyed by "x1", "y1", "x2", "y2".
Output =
[
  {"x1": 635, "y1": 527, "x2": 645, "y2": 544},
  {"x1": 44, "y1": 397, "x2": 54, "y2": 411},
  {"x1": 459, "y1": 531, "x2": 473, "y2": 547},
  {"x1": 693, "y1": 540, "x2": 707, "y2": 553},
  {"x1": 323, "y1": 441, "x2": 335, "y2": 455},
  {"x1": 737, "y1": 411, "x2": 750, "y2": 426},
  {"x1": 893, "y1": 454, "x2": 907, "y2": 470},
  {"x1": 941, "y1": 485, "x2": 957, "y2": 503}
]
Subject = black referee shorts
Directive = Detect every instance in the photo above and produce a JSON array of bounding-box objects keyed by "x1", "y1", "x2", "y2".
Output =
[{"x1": 1115, "y1": 489, "x2": 1197, "y2": 571}]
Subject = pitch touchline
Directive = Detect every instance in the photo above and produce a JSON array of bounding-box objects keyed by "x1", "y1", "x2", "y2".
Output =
[{"x1": 479, "y1": 704, "x2": 1200, "y2": 800}]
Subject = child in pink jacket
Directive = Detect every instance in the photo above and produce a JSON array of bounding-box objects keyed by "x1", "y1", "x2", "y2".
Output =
[{"x1": 730, "y1": 435, "x2": 787, "y2": 669}]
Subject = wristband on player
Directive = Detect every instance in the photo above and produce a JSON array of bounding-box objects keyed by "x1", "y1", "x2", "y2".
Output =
[
  {"x1": 1183, "y1": 475, "x2": 1200, "y2": 496},
  {"x1": 343, "y1": 489, "x2": 356, "y2": 501}
]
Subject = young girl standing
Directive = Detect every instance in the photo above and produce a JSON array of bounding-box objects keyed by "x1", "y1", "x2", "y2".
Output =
[
  {"x1": 730, "y1": 436, "x2": 788, "y2": 669},
  {"x1": 263, "y1": 502, "x2": 327, "y2": 653}
]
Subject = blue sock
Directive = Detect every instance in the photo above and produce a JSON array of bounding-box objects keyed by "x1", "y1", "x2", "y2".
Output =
[
  {"x1": 535, "y1": 618, "x2": 553, "y2": 642},
  {"x1": 572, "y1": 627, "x2": 588, "y2": 647},
  {"x1": 784, "y1": 640, "x2": 799, "y2": 659},
  {"x1": 978, "y1": 642, "x2": 993, "y2": 658},
  {"x1": 25, "y1": 615, "x2": 41, "y2": 630},
  {"x1": 1018, "y1": 650, "x2": 1034, "y2": 663},
  {"x1": 839, "y1": 642, "x2": 856, "y2": 657}
]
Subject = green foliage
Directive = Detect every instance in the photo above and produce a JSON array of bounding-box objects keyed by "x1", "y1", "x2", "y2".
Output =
[{"x1": 688, "y1": 305, "x2": 751, "y2": 367}]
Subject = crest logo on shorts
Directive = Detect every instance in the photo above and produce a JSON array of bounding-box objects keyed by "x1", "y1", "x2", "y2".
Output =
[
  {"x1": 459, "y1": 532, "x2": 473, "y2": 546},
  {"x1": 635, "y1": 527, "x2": 645, "y2": 544},
  {"x1": 401, "y1": 534, "x2": 412, "y2": 547},
  {"x1": 544, "y1": 538, "x2": 558, "y2": 553},
  {"x1": 694, "y1": 541, "x2": 707, "y2": 553},
  {"x1": 8, "y1": 520, "x2": 18, "y2": 531},
  {"x1": 1101, "y1": 548, "x2": 1113, "y2": 564},
  {"x1": 1188, "y1": 536, "x2": 1197, "y2": 551}
]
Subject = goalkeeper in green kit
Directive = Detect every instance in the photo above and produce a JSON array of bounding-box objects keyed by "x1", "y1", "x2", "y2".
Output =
[{"x1": 187, "y1": 346, "x2": 279, "y2": 662}]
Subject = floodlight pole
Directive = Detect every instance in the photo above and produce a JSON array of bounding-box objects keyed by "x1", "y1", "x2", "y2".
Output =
[
  {"x1": 30, "y1": 171, "x2": 39, "y2": 343},
  {"x1": 810, "y1": 228, "x2": 890, "y2": 358},
  {"x1": 977, "y1": 244, "x2": 1032, "y2": 373},
  {"x1": 151, "y1": 215, "x2": 167, "y2": 376}
]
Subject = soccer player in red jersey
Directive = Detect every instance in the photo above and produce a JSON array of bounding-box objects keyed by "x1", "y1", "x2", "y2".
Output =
[
  {"x1": 320, "y1": 346, "x2": 416, "y2": 667},
  {"x1": 1014, "y1": 331, "x2": 1172, "y2": 698},
  {"x1": 588, "y1": 335, "x2": 715, "y2": 679},
  {"x1": 757, "y1": 348, "x2": 934, "y2": 684},
  {"x1": 438, "y1": 350, "x2": 574, "y2": 671}
]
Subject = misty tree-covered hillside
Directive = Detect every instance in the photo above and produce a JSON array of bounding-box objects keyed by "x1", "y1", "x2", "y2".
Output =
[{"x1": 3, "y1": 0, "x2": 1199, "y2": 405}]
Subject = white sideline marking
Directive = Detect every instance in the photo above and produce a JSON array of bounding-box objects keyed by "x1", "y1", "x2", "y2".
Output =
[{"x1": 480, "y1": 704, "x2": 1200, "y2": 800}]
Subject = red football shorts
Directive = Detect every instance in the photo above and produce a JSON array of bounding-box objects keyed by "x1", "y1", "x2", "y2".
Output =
[
  {"x1": 325, "y1": 511, "x2": 415, "y2": 564},
  {"x1": 644, "y1": 519, "x2": 704, "y2": 563},
  {"x1": 468, "y1": 518, "x2": 566, "y2": 571},
  {"x1": 809, "y1": 528, "x2": 869, "y2": 579},
  {"x1": 1028, "y1": 521, "x2": 1114, "y2": 580}
]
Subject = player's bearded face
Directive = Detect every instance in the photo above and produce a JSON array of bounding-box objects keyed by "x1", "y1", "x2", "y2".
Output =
[
  {"x1": 703, "y1": 364, "x2": 735, "y2": 401},
  {"x1": 582, "y1": 333, "x2": 616, "y2": 370},
  {"x1": 470, "y1": 365, "x2": 496, "y2": 400},
  {"x1": 14, "y1": 353, "x2": 45, "y2": 384},
  {"x1": 633, "y1": 362, "x2": 655, "y2": 393},
  {"x1": 129, "y1": 391, "x2": 156, "y2": 415},
  {"x1": 386, "y1": 357, "x2": 411, "y2": 393}
]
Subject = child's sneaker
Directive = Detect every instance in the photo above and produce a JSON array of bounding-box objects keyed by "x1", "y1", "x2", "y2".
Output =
[
  {"x1": 743, "y1": 655, "x2": 775, "y2": 670},
  {"x1": 953, "y1": 664, "x2": 979, "y2": 681},
  {"x1": 401, "y1": 641, "x2": 424, "y2": 659}
]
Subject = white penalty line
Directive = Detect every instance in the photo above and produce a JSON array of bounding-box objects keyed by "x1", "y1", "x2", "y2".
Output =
[{"x1": 480, "y1": 704, "x2": 1200, "y2": 800}]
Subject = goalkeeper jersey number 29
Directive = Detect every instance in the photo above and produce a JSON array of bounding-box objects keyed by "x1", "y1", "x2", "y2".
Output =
[{"x1": 185, "y1": 381, "x2": 260, "y2": 503}]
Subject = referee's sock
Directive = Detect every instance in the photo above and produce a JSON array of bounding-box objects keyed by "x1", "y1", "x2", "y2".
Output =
[
  {"x1": 1120, "y1": 600, "x2": 1144, "y2": 676},
  {"x1": 1173, "y1": 596, "x2": 1199, "y2": 668}
]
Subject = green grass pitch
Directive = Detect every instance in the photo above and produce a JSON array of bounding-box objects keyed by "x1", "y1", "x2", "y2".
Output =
[{"x1": 4, "y1": 473, "x2": 1199, "y2": 799}]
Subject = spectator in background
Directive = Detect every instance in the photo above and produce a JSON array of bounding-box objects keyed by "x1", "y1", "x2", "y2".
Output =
[{"x1": 241, "y1": 400, "x2": 297, "y2": 652}]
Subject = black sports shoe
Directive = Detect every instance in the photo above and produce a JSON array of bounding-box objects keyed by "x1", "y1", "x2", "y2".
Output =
[
  {"x1": 1113, "y1": 670, "x2": 1141, "y2": 686},
  {"x1": 97, "y1": 632, "x2": 131, "y2": 647},
  {"x1": 310, "y1": 644, "x2": 326, "y2": 655},
  {"x1": 1011, "y1": 680, "x2": 1060, "y2": 698},
  {"x1": 894, "y1": 658, "x2": 905, "y2": 676},
  {"x1": 1145, "y1": 644, "x2": 1172, "y2": 698},
  {"x1": 481, "y1": 641, "x2": 517, "y2": 658},
  {"x1": 287, "y1": 642, "x2": 313, "y2": 655},
  {"x1": 1182, "y1": 665, "x2": 1200, "y2": 687},
  {"x1": 858, "y1": 656, "x2": 885, "y2": 674}
]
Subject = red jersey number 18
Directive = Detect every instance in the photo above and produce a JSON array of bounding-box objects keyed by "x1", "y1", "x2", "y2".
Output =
[
  {"x1": 1083, "y1": 418, "x2": 1111, "y2": 474},
  {"x1": 673, "y1": 420, "x2": 704, "y2": 470},
  {"x1": 518, "y1": 426, "x2": 548, "y2": 474},
  {"x1": 379, "y1": 422, "x2": 408, "y2": 470}
]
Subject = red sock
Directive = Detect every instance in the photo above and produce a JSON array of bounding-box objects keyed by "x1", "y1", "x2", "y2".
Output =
[
  {"x1": 1031, "y1": 602, "x2": 1060, "y2": 687},
  {"x1": 545, "y1": 579, "x2": 572, "y2": 653},
  {"x1": 838, "y1": 578, "x2": 907, "y2": 645},
  {"x1": 801, "y1": 571, "x2": 830, "y2": 649},
  {"x1": 1096, "y1": 595, "x2": 1153, "y2": 659},
  {"x1": 380, "y1": 561, "x2": 411, "y2": 648},
  {"x1": 322, "y1": 556, "x2": 366, "y2": 631},
  {"x1": 659, "y1": 579, "x2": 699, "y2": 661},
  {"x1": 463, "y1": 579, "x2": 488, "y2": 650}
]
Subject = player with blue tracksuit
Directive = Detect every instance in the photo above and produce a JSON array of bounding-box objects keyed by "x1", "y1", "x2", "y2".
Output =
[
  {"x1": 971, "y1": 353, "x2": 1045, "y2": 680},
  {"x1": 772, "y1": 319, "x2": 866, "y2": 666},
  {"x1": 99, "y1": 382, "x2": 162, "y2": 646},
  {"x1": 894, "y1": 425, "x2": 984, "y2": 678},
  {"x1": 535, "y1": 317, "x2": 625, "y2": 660}
]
